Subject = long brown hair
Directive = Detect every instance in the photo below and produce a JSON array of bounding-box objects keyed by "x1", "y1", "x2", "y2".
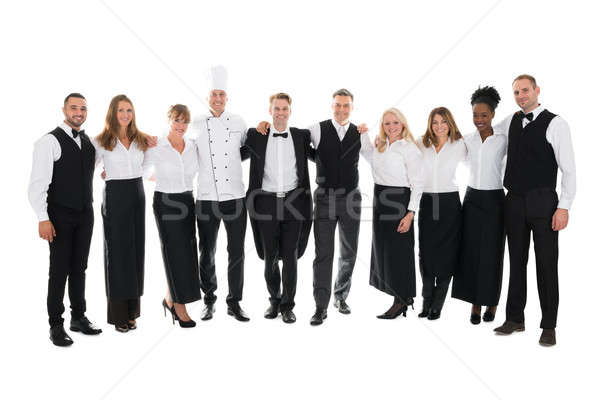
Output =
[
  {"x1": 96, "y1": 94, "x2": 148, "y2": 151},
  {"x1": 422, "y1": 106, "x2": 462, "y2": 148},
  {"x1": 377, "y1": 108, "x2": 416, "y2": 152}
]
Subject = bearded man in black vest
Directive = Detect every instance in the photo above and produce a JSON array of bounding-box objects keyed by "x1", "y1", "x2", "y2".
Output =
[
  {"x1": 494, "y1": 75, "x2": 576, "y2": 346},
  {"x1": 28, "y1": 93, "x2": 102, "y2": 346}
]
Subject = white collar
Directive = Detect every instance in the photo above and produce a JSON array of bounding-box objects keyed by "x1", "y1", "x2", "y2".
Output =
[{"x1": 331, "y1": 119, "x2": 350, "y2": 132}]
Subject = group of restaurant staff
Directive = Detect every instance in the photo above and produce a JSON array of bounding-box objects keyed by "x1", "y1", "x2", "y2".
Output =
[{"x1": 28, "y1": 67, "x2": 576, "y2": 348}]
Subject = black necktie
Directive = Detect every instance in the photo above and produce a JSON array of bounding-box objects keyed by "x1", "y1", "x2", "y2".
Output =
[
  {"x1": 519, "y1": 111, "x2": 534, "y2": 122},
  {"x1": 273, "y1": 132, "x2": 288, "y2": 138},
  {"x1": 72, "y1": 128, "x2": 84, "y2": 138}
]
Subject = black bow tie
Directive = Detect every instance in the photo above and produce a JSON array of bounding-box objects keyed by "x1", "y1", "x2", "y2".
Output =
[
  {"x1": 273, "y1": 132, "x2": 288, "y2": 138},
  {"x1": 519, "y1": 111, "x2": 534, "y2": 122},
  {"x1": 72, "y1": 128, "x2": 84, "y2": 138}
]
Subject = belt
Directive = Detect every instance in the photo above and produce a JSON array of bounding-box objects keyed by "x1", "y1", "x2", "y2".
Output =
[{"x1": 262, "y1": 188, "x2": 296, "y2": 198}]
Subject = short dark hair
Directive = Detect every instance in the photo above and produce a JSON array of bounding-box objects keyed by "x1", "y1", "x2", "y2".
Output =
[
  {"x1": 269, "y1": 92, "x2": 292, "y2": 105},
  {"x1": 470, "y1": 85, "x2": 501, "y2": 111},
  {"x1": 513, "y1": 74, "x2": 537, "y2": 88},
  {"x1": 332, "y1": 88, "x2": 354, "y2": 101},
  {"x1": 64, "y1": 93, "x2": 86, "y2": 105}
]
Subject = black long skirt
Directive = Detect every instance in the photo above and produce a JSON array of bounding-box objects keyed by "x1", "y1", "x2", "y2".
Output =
[
  {"x1": 369, "y1": 185, "x2": 416, "y2": 299},
  {"x1": 102, "y1": 177, "x2": 145, "y2": 301},
  {"x1": 452, "y1": 187, "x2": 505, "y2": 306},
  {"x1": 418, "y1": 191, "x2": 462, "y2": 279},
  {"x1": 153, "y1": 191, "x2": 201, "y2": 304}
]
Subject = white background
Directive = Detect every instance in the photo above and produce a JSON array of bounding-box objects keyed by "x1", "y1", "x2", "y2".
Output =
[{"x1": 2, "y1": 1, "x2": 598, "y2": 399}]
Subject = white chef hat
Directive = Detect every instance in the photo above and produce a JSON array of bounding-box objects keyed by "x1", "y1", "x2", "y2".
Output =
[{"x1": 205, "y1": 65, "x2": 228, "y2": 92}]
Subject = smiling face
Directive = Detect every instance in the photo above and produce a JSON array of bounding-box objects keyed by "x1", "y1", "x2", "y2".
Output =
[
  {"x1": 332, "y1": 95, "x2": 353, "y2": 125},
  {"x1": 513, "y1": 78, "x2": 540, "y2": 113},
  {"x1": 269, "y1": 98, "x2": 291, "y2": 130},
  {"x1": 208, "y1": 90, "x2": 227, "y2": 115},
  {"x1": 169, "y1": 115, "x2": 189, "y2": 138},
  {"x1": 116, "y1": 101, "x2": 133, "y2": 129},
  {"x1": 431, "y1": 113, "x2": 449, "y2": 140},
  {"x1": 382, "y1": 112, "x2": 404, "y2": 142},
  {"x1": 472, "y1": 103, "x2": 494, "y2": 133},
  {"x1": 62, "y1": 97, "x2": 87, "y2": 129}
]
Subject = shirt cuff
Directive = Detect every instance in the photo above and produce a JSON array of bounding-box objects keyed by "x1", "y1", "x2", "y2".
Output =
[
  {"x1": 38, "y1": 210, "x2": 49, "y2": 222},
  {"x1": 557, "y1": 198, "x2": 572, "y2": 211}
]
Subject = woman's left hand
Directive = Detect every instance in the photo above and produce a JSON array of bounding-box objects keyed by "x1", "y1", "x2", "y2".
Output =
[{"x1": 397, "y1": 212, "x2": 414, "y2": 233}]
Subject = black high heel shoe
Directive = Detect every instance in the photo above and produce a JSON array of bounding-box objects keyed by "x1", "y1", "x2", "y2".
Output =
[
  {"x1": 162, "y1": 299, "x2": 196, "y2": 328},
  {"x1": 376, "y1": 298, "x2": 414, "y2": 319}
]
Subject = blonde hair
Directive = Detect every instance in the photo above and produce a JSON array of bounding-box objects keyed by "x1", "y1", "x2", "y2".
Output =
[
  {"x1": 422, "y1": 107, "x2": 462, "y2": 148},
  {"x1": 377, "y1": 108, "x2": 415, "y2": 152},
  {"x1": 96, "y1": 94, "x2": 148, "y2": 151},
  {"x1": 269, "y1": 92, "x2": 292, "y2": 105}
]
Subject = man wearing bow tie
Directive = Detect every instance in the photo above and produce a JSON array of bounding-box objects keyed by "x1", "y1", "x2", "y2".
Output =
[
  {"x1": 494, "y1": 75, "x2": 576, "y2": 346},
  {"x1": 245, "y1": 93, "x2": 313, "y2": 323},
  {"x1": 28, "y1": 93, "x2": 102, "y2": 346}
]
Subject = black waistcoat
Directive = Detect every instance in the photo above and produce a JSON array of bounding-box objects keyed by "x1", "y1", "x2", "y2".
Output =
[
  {"x1": 315, "y1": 120, "x2": 360, "y2": 192},
  {"x1": 504, "y1": 110, "x2": 558, "y2": 194},
  {"x1": 47, "y1": 127, "x2": 95, "y2": 210}
]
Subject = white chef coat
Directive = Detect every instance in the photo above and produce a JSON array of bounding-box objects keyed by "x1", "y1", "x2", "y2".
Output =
[{"x1": 191, "y1": 111, "x2": 248, "y2": 201}]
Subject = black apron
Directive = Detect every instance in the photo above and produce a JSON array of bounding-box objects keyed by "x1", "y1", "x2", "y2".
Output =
[
  {"x1": 102, "y1": 178, "x2": 145, "y2": 300},
  {"x1": 369, "y1": 185, "x2": 416, "y2": 299},
  {"x1": 153, "y1": 191, "x2": 202, "y2": 304},
  {"x1": 418, "y1": 191, "x2": 462, "y2": 279},
  {"x1": 452, "y1": 187, "x2": 505, "y2": 306}
]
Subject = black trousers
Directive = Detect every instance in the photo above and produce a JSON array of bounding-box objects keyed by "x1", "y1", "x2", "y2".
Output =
[
  {"x1": 421, "y1": 275, "x2": 451, "y2": 311},
  {"x1": 313, "y1": 188, "x2": 361, "y2": 308},
  {"x1": 47, "y1": 204, "x2": 94, "y2": 327},
  {"x1": 196, "y1": 198, "x2": 247, "y2": 306},
  {"x1": 505, "y1": 189, "x2": 559, "y2": 329},
  {"x1": 254, "y1": 192, "x2": 303, "y2": 312},
  {"x1": 107, "y1": 298, "x2": 140, "y2": 325},
  {"x1": 153, "y1": 191, "x2": 201, "y2": 304}
]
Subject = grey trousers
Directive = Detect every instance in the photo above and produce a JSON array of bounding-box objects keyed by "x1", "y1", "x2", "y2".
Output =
[{"x1": 312, "y1": 189, "x2": 361, "y2": 308}]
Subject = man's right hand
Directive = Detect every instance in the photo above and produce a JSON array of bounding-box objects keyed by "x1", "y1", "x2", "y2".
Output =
[
  {"x1": 39, "y1": 220, "x2": 56, "y2": 243},
  {"x1": 256, "y1": 121, "x2": 270, "y2": 135}
]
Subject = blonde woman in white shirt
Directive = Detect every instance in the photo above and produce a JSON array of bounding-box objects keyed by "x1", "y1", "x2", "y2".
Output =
[
  {"x1": 144, "y1": 105, "x2": 201, "y2": 328},
  {"x1": 362, "y1": 108, "x2": 424, "y2": 319},
  {"x1": 451, "y1": 86, "x2": 506, "y2": 325},
  {"x1": 417, "y1": 107, "x2": 466, "y2": 320},
  {"x1": 94, "y1": 95, "x2": 150, "y2": 333}
]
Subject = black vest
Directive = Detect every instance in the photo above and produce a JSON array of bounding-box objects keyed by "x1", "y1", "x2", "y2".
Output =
[
  {"x1": 503, "y1": 110, "x2": 558, "y2": 193},
  {"x1": 47, "y1": 127, "x2": 95, "y2": 210},
  {"x1": 315, "y1": 120, "x2": 360, "y2": 191}
]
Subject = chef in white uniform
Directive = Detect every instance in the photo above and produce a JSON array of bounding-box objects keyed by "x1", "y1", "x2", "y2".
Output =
[{"x1": 190, "y1": 65, "x2": 250, "y2": 322}]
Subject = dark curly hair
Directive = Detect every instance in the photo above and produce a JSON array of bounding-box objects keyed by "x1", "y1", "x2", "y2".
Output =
[{"x1": 470, "y1": 86, "x2": 501, "y2": 111}]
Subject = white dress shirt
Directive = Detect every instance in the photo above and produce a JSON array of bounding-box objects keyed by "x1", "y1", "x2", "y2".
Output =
[
  {"x1": 262, "y1": 126, "x2": 298, "y2": 193},
  {"x1": 362, "y1": 135, "x2": 425, "y2": 212},
  {"x1": 497, "y1": 104, "x2": 576, "y2": 209},
  {"x1": 93, "y1": 137, "x2": 146, "y2": 180},
  {"x1": 417, "y1": 137, "x2": 467, "y2": 193},
  {"x1": 190, "y1": 111, "x2": 248, "y2": 201},
  {"x1": 463, "y1": 131, "x2": 507, "y2": 190},
  {"x1": 28, "y1": 122, "x2": 83, "y2": 221},
  {"x1": 143, "y1": 137, "x2": 199, "y2": 193}
]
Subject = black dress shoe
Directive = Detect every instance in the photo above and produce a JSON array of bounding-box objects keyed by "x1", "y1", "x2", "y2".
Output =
[
  {"x1": 264, "y1": 304, "x2": 279, "y2": 319},
  {"x1": 227, "y1": 303, "x2": 250, "y2": 322},
  {"x1": 50, "y1": 325, "x2": 73, "y2": 347},
  {"x1": 470, "y1": 313, "x2": 481, "y2": 325},
  {"x1": 334, "y1": 299, "x2": 351, "y2": 314},
  {"x1": 281, "y1": 310, "x2": 296, "y2": 324},
  {"x1": 418, "y1": 308, "x2": 430, "y2": 318},
  {"x1": 539, "y1": 328, "x2": 556, "y2": 346},
  {"x1": 427, "y1": 309, "x2": 441, "y2": 320},
  {"x1": 70, "y1": 316, "x2": 102, "y2": 335},
  {"x1": 482, "y1": 310, "x2": 496, "y2": 322},
  {"x1": 494, "y1": 320, "x2": 525, "y2": 335},
  {"x1": 310, "y1": 307, "x2": 327, "y2": 326},
  {"x1": 200, "y1": 303, "x2": 215, "y2": 321}
]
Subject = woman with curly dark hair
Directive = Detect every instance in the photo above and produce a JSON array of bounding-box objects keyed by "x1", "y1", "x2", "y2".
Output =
[{"x1": 451, "y1": 86, "x2": 507, "y2": 325}]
